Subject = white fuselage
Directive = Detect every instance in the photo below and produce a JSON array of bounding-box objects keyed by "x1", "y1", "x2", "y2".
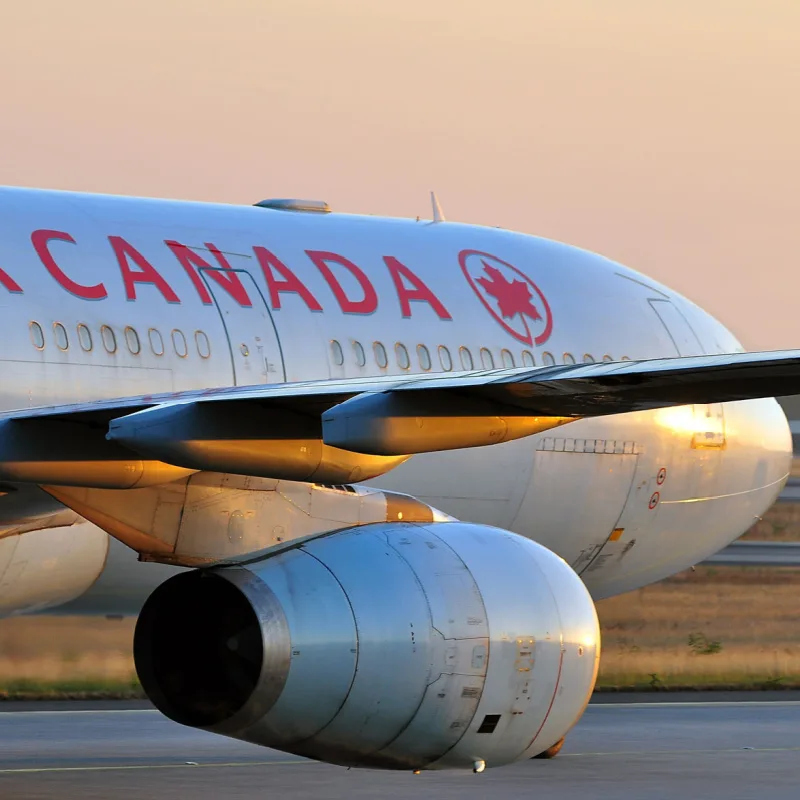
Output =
[{"x1": 0, "y1": 187, "x2": 791, "y2": 611}]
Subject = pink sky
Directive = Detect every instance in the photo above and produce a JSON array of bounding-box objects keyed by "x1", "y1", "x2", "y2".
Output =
[{"x1": 1, "y1": 1, "x2": 798, "y2": 350}]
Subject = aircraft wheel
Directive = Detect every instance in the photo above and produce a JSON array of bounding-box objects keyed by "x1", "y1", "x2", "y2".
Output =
[{"x1": 532, "y1": 737, "x2": 565, "y2": 759}]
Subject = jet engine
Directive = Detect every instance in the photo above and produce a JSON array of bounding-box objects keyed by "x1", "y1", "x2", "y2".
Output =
[{"x1": 134, "y1": 521, "x2": 600, "y2": 772}]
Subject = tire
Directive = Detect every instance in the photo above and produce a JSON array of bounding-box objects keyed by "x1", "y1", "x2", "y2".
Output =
[{"x1": 532, "y1": 737, "x2": 565, "y2": 759}]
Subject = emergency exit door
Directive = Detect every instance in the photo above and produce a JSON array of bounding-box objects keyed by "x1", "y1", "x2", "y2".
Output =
[
  {"x1": 649, "y1": 297, "x2": 725, "y2": 444},
  {"x1": 648, "y1": 297, "x2": 726, "y2": 499},
  {"x1": 648, "y1": 299, "x2": 704, "y2": 357}
]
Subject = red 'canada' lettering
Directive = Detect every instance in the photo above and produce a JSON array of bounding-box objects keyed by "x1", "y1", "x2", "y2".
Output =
[
  {"x1": 109, "y1": 236, "x2": 180, "y2": 303},
  {"x1": 31, "y1": 230, "x2": 106, "y2": 300},
  {"x1": 165, "y1": 241, "x2": 252, "y2": 307},
  {"x1": 253, "y1": 246, "x2": 322, "y2": 311},
  {"x1": 306, "y1": 250, "x2": 378, "y2": 314},
  {"x1": 383, "y1": 256, "x2": 451, "y2": 320},
  {"x1": 0, "y1": 263, "x2": 23, "y2": 294}
]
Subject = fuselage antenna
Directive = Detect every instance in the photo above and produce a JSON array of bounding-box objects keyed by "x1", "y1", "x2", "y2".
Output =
[{"x1": 431, "y1": 191, "x2": 446, "y2": 223}]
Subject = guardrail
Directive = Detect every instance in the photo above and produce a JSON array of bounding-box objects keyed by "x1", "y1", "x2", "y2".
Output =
[{"x1": 702, "y1": 540, "x2": 800, "y2": 567}]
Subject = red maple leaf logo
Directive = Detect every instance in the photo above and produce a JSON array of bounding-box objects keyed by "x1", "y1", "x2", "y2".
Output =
[{"x1": 476, "y1": 262, "x2": 542, "y2": 322}]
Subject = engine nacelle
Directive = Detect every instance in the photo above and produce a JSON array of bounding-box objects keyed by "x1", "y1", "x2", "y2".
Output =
[
  {"x1": 0, "y1": 522, "x2": 109, "y2": 615},
  {"x1": 134, "y1": 521, "x2": 600, "y2": 771}
]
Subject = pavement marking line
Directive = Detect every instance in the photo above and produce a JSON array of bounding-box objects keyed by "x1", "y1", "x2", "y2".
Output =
[
  {"x1": 586, "y1": 701, "x2": 800, "y2": 708},
  {"x1": 6, "y1": 750, "x2": 798, "y2": 773},
  {"x1": 0, "y1": 760, "x2": 312, "y2": 775},
  {"x1": 0, "y1": 709, "x2": 157, "y2": 717},
  {"x1": 562, "y1": 746, "x2": 800, "y2": 757},
  {"x1": 2, "y1": 701, "x2": 799, "y2": 717}
]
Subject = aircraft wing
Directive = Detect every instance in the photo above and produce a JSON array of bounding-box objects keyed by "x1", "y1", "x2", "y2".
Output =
[
  {"x1": 1, "y1": 349, "x2": 799, "y2": 486},
  {"x1": 6, "y1": 348, "x2": 800, "y2": 421}
]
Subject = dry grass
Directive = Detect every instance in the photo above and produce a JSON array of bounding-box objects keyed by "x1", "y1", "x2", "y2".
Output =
[
  {"x1": 0, "y1": 617, "x2": 138, "y2": 695},
  {"x1": 596, "y1": 566, "x2": 800, "y2": 688},
  {"x1": 0, "y1": 566, "x2": 799, "y2": 694},
  {"x1": 742, "y1": 501, "x2": 800, "y2": 541}
]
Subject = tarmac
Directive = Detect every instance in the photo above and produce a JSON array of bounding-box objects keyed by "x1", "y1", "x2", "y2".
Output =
[{"x1": 1, "y1": 694, "x2": 798, "y2": 799}]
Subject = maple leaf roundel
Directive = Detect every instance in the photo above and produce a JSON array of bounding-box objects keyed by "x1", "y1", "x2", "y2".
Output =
[{"x1": 458, "y1": 250, "x2": 553, "y2": 346}]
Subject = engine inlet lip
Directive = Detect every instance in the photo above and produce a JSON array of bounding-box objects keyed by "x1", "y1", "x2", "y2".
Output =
[{"x1": 209, "y1": 568, "x2": 292, "y2": 735}]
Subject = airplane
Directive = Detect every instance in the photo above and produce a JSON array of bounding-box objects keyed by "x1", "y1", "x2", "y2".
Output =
[{"x1": 0, "y1": 185, "x2": 797, "y2": 772}]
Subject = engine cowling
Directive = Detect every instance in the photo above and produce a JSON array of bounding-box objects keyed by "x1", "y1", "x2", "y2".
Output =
[
  {"x1": 0, "y1": 522, "x2": 109, "y2": 615},
  {"x1": 134, "y1": 521, "x2": 600, "y2": 771}
]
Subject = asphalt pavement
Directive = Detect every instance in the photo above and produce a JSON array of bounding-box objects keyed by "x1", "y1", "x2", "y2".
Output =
[{"x1": 0, "y1": 695, "x2": 798, "y2": 799}]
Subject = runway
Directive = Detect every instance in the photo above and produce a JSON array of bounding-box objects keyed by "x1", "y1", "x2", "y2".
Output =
[{"x1": 1, "y1": 696, "x2": 799, "y2": 799}]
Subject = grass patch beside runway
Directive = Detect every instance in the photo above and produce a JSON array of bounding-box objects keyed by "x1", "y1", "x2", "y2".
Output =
[
  {"x1": 0, "y1": 678, "x2": 143, "y2": 700},
  {"x1": 0, "y1": 617, "x2": 143, "y2": 699},
  {"x1": 596, "y1": 565, "x2": 800, "y2": 690},
  {"x1": 0, "y1": 565, "x2": 799, "y2": 697}
]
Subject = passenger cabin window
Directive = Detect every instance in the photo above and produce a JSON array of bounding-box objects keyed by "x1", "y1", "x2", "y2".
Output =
[
  {"x1": 149, "y1": 328, "x2": 164, "y2": 356},
  {"x1": 195, "y1": 330, "x2": 211, "y2": 358},
  {"x1": 374, "y1": 341, "x2": 388, "y2": 369},
  {"x1": 330, "y1": 340, "x2": 344, "y2": 366},
  {"x1": 125, "y1": 327, "x2": 141, "y2": 355},
  {"x1": 417, "y1": 344, "x2": 432, "y2": 371},
  {"x1": 353, "y1": 341, "x2": 366, "y2": 367},
  {"x1": 459, "y1": 347, "x2": 474, "y2": 370},
  {"x1": 480, "y1": 348, "x2": 495, "y2": 369},
  {"x1": 439, "y1": 345, "x2": 453, "y2": 371},
  {"x1": 77, "y1": 324, "x2": 92, "y2": 352},
  {"x1": 521, "y1": 350, "x2": 535, "y2": 367},
  {"x1": 172, "y1": 329, "x2": 188, "y2": 358},
  {"x1": 101, "y1": 325, "x2": 117, "y2": 354},
  {"x1": 30, "y1": 321, "x2": 45, "y2": 350},
  {"x1": 501, "y1": 349, "x2": 515, "y2": 368},
  {"x1": 53, "y1": 323, "x2": 68, "y2": 350},
  {"x1": 395, "y1": 343, "x2": 410, "y2": 370},
  {"x1": 542, "y1": 352, "x2": 555, "y2": 366},
  {"x1": 563, "y1": 353, "x2": 576, "y2": 365}
]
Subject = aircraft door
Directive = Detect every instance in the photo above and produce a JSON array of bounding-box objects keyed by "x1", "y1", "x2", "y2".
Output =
[
  {"x1": 648, "y1": 299, "x2": 704, "y2": 356},
  {"x1": 200, "y1": 269, "x2": 285, "y2": 386},
  {"x1": 649, "y1": 298, "x2": 724, "y2": 496}
]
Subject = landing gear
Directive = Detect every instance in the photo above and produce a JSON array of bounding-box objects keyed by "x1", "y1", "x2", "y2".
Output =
[{"x1": 532, "y1": 737, "x2": 565, "y2": 759}]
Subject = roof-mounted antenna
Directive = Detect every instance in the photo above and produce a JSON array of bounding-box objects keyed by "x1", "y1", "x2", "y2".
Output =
[{"x1": 431, "y1": 191, "x2": 446, "y2": 223}]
